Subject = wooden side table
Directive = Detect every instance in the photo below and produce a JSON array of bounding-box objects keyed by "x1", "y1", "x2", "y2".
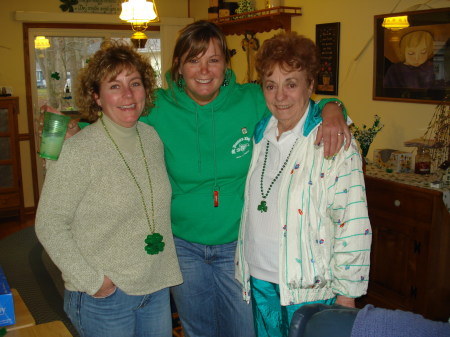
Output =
[
  {"x1": 363, "y1": 169, "x2": 450, "y2": 321},
  {"x1": 5, "y1": 289, "x2": 35, "y2": 331},
  {"x1": 6, "y1": 321, "x2": 72, "y2": 337}
]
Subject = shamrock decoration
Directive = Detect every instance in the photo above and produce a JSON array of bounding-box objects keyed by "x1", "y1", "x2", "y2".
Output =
[
  {"x1": 51, "y1": 72, "x2": 60, "y2": 80},
  {"x1": 60, "y1": 0, "x2": 79, "y2": 12},
  {"x1": 145, "y1": 233, "x2": 165, "y2": 255},
  {"x1": 257, "y1": 200, "x2": 268, "y2": 212}
]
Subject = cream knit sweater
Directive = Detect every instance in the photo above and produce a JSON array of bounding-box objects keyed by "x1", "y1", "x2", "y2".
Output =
[{"x1": 35, "y1": 117, "x2": 182, "y2": 296}]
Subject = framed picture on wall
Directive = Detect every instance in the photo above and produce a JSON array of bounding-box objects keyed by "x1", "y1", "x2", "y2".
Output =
[
  {"x1": 373, "y1": 8, "x2": 450, "y2": 104},
  {"x1": 316, "y1": 22, "x2": 340, "y2": 96}
]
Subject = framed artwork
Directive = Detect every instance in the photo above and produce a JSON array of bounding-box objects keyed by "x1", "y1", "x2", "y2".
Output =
[
  {"x1": 316, "y1": 22, "x2": 340, "y2": 95},
  {"x1": 59, "y1": 0, "x2": 121, "y2": 14},
  {"x1": 373, "y1": 8, "x2": 450, "y2": 104}
]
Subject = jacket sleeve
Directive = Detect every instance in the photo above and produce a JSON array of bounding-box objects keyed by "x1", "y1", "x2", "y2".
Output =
[{"x1": 326, "y1": 140, "x2": 372, "y2": 298}]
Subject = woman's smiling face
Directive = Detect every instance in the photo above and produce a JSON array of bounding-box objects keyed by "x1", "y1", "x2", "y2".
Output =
[
  {"x1": 262, "y1": 64, "x2": 313, "y2": 134},
  {"x1": 179, "y1": 38, "x2": 226, "y2": 106},
  {"x1": 94, "y1": 67, "x2": 146, "y2": 128}
]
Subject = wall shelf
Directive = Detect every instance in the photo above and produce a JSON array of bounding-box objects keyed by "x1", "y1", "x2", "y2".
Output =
[{"x1": 209, "y1": 6, "x2": 302, "y2": 36}]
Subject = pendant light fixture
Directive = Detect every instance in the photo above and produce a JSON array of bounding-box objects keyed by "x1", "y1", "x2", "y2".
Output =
[
  {"x1": 120, "y1": 0, "x2": 160, "y2": 48},
  {"x1": 382, "y1": 15, "x2": 409, "y2": 31},
  {"x1": 35, "y1": 36, "x2": 51, "y2": 50}
]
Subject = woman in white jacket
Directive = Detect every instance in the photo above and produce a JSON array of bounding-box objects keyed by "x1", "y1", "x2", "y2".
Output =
[{"x1": 235, "y1": 32, "x2": 372, "y2": 337}]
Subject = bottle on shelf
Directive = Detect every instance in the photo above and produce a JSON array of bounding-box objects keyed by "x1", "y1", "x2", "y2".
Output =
[
  {"x1": 414, "y1": 146, "x2": 431, "y2": 174},
  {"x1": 61, "y1": 83, "x2": 75, "y2": 112}
]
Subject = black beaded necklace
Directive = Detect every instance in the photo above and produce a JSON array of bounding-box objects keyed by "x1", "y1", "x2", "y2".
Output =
[{"x1": 258, "y1": 139, "x2": 298, "y2": 212}]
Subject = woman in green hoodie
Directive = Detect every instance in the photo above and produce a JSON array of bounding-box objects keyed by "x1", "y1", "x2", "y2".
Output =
[
  {"x1": 45, "y1": 20, "x2": 349, "y2": 337},
  {"x1": 138, "y1": 21, "x2": 350, "y2": 337}
]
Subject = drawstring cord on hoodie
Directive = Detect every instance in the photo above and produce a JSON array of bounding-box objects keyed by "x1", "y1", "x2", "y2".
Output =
[
  {"x1": 195, "y1": 106, "x2": 220, "y2": 207},
  {"x1": 212, "y1": 107, "x2": 219, "y2": 207},
  {"x1": 195, "y1": 108, "x2": 202, "y2": 173}
]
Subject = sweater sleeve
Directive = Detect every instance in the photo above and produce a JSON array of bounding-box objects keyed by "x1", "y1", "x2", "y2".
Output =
[
  {"x1": 326, "y1": 140, "x2": 372, "y2": 298},
  {"x1": 35, "y1": 137, "x2": 104, "y2": 295}
]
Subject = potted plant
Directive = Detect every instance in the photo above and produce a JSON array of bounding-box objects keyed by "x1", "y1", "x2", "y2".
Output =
[{"x1": 351, "y1": 114, "x2": 384, "y2": 163}]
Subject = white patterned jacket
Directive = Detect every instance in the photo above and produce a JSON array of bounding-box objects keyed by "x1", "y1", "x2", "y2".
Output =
[{"x1": 235, "y1": 100, "x2": 372, "y2": 305}]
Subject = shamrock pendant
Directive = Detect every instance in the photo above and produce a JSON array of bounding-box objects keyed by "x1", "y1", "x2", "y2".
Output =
[
  {"x1": 145, "y1": 233, "x2": 165, "y2": 255},
  {"x1": 257, "y1": 200, "x2": 268, "y2": 213}
]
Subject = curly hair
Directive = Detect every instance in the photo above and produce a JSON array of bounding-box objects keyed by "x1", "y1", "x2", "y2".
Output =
[
  {"x1": 255, "y1": 32, "x2": 320, "y2": 86},
  {"x1": 170, "y1": 20, "x2": 230, "y2": 84},
  {"x1": 75, "y1": 40, "x2": 156, "y2": 122}
]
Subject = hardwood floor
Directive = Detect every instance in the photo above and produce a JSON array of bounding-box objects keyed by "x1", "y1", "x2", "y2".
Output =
[{"x1": 0, "y1": 214, "x2": 34, "y2": 239}]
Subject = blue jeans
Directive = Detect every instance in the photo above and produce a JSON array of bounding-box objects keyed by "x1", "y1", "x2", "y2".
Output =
[
  {"x1": 171, "y1": 236, "x2": 255, "y2": 337},
  {"x1": 64, "y1": 287, "x2": 172, "y2": 337}
]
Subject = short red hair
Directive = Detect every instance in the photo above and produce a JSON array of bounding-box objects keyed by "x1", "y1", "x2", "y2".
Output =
[{"x1": 255, "y1": 32, "x2": 319, "y2": 86}]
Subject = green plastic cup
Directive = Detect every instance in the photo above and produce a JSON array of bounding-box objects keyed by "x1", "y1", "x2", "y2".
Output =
[{"x1": 39, "y1": 111, "x2": 71, "y2": 160}]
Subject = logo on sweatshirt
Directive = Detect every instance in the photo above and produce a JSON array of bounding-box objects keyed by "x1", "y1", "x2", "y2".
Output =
[{"x1": 231, "y1": 136, "x2": 251, "y2": 158}]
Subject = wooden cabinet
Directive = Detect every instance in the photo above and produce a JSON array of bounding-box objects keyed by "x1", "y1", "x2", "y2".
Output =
[
  {"x1": 0, "y1": 97, "x2": 23, "y2": 219},
  {"x1": 363, "y1": 175, "x2": 450, "y2": 321}
]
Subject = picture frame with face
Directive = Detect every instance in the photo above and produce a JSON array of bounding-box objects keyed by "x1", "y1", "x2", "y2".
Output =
[{"x1": 373, "y1": 7, "x2": 450, "y2": 104}]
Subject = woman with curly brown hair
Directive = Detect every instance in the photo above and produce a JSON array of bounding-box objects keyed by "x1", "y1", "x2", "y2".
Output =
[
  {"x1": 35, "y1": 41, "x2": 182, "y2": 337},
  {"x1": 236, "y1": 32, "x2": 372, "y2": 337}
]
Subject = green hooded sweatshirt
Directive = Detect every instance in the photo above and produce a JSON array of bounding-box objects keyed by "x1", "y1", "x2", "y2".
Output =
[
  {"x1": 78, "y1": 71, "x2": 341, "y2": 245},
  {"x1": 139, "y1": 70, "x2": 269, "y2": 245}
]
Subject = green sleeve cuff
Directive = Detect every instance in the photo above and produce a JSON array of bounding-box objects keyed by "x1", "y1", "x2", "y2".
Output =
[
  {"x1": 317, "y1": 98, "x2": 347, "y2": 121},
  {"x1": 78, "y1": 121, "x2": 90, "y2": 129}
]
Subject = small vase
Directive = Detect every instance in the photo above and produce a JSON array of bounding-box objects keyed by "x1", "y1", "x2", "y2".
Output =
[
  {"x1": 360, "y1": 144, "x2": 370, "y2": 173},
  {"x1": 360, "y1": 144, "x2": 370, "y2": 159}
]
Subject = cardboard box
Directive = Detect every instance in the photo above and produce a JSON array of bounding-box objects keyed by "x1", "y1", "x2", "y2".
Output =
[
  {"x1": 373, "y1": 149, "x2": 395, "y2": 170},
  {"x1": 0, "y1": 266, "x2": 15, "y2": 327},
  {"x1": 219, "y1": 8, "x2": 231, "y2": 17},
  {"x1": 373, "y1": 149, "x2": 413, "y2": 173},
  {"x1": 391, "y1": 151, "x2": 413, "y2": 173}
]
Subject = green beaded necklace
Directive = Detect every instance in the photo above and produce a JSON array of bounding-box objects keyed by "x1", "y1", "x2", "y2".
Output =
[
  {"x1": 101, "y1": 118, "x2": 164, "y2": 255},
  {"x1": 258, "y1": 139, "x2": 298, "y2": 213}
]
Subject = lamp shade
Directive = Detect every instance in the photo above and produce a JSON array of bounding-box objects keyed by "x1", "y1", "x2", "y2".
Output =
[
  {"x1": 35, "y1": 36, "x2": 51, "y2": 49},
  {"x1": 382, "y1": 16, "x2": 409, "y2": 31},
  {"x1": 120, "y1": 0, "x2": 159, "y2": 24}
]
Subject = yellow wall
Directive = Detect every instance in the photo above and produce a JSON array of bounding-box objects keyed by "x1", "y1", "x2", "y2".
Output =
[
  {"x1": 1, "y1": 0, "x2": 448, "y2": 209},
  {"x1": 0, "y1": 0, "x2": 188, "y2": 209},
  {"x1": 192, "y1": 0, "x2": 449, "y2": 160}
]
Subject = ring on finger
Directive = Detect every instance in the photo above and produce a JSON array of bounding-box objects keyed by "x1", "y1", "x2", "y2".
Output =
[{"x1": 337, "y1": 131, "x2": 344, "y2": 136}]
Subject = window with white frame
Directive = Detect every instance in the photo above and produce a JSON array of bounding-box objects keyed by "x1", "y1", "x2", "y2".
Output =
[{"x1": 31, "y1": 29, "x2": 161, "y2": 113}]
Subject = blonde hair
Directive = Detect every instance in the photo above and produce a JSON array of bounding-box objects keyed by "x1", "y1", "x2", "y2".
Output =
[{"x1": 399, "y1": 30, "x2": 434, "y2": 62}]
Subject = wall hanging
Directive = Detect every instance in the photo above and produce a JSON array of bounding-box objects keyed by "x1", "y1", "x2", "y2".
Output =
[{"x1": 373, "y1": 7, "x2": 450, "y2": 104}]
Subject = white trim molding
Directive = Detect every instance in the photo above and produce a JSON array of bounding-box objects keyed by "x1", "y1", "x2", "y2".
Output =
[{"x1": 15, "y1": 11, "x2": 193, "y2": 27}]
